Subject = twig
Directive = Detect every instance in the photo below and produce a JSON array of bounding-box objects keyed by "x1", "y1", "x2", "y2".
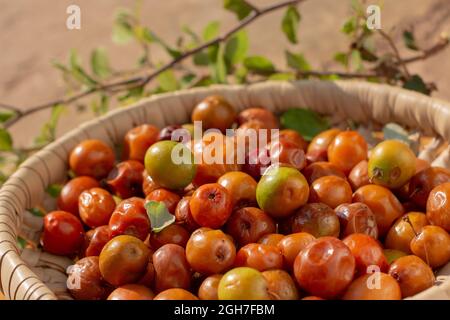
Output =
[
  {"x1": 378, "y1": 29, "x2": 411, "y2": 78},
  {"x1": 295, "y1": 70, "x2": 380, "y2": 79},
  {"x1": 402, "y1": 35, "x2": 450, "y2": 64},
  {"x1": 1, "y1": 0, "x2": 305, "y2": 129}
]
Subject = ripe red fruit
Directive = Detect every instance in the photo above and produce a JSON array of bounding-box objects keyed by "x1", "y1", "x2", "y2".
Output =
[{"x1": 109, "y1": 197, "x2": 150, "y2": 241}]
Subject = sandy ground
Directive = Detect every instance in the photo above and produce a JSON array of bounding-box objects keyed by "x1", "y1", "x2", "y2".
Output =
[{"x1": 1, "y1": 0, "x2": 450, "y2": 147}]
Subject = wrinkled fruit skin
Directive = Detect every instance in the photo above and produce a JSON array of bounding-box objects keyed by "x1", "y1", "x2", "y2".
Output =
[
  {"x1": 85, "y1": 225, "x2": 111, "y2": 257},
  {"x1": 335, "y1": 202, "x2": 378, "y2": 239},
  {"x1": 426, "y1": 182, "x2": 450, "y2": 231},
  {"x1": 348, "y1": 160, "x2": 370, "y2": 191},
  {"x1": 293, "y1": 237, "x2": 355, "y2": 299},
  {"x1": 262, "y1": 269, "x2": 300, "y2": 300},
  {"x1": 106, "y1": 160, "x2": 144, "y2": 199},
  {"x1": 109, "y1": 197, "x2": 150, "y2": 241},
  {"x1": 198, "y1": 274, "x2": 223, "y2": 300},
  {"x1": 388, "y1": 255, "x2": 435, "y2": 298},
  {"x1": 42, "y1": 211, "x2": 85, "y2": 256},
  {"x1": 67, "y1": 256, "x2": 111, "y2": 300},
  {"x1": 237, "y1": 107, "x2": 278, "y2": 129},
  {"x1": 69, "y1": 139, "x2": 115, "y2": 179},
  {"x1": 79, "y1": 188, "x2": 116, "y2": 228},
  {"x1": 292, "y1": 203, "x2": 340, "y2": 238},
  {"x1": 234, "y1": 243, "x2": 283, "y2": 272},
  {"x1": 385, "y1": 212, "x2": 428, "y2": 254},
  {"x1": 409, "y1": 167, "x2": 450, "y2": 208},
  {"x1": 277, "y1": 232, "x2": 316, "y2": 269},
  {"x1": 306, "y1": 129, "x2": 341, "y2": 163},
  {"x1": 99, "y1": 235, "x2": 150, "y2": 287},
  {"x1": 57, "y1": 176, "x2": 100, "y2": 217},
  {"x1": 256, "y1": 166, "x2": 309, "y2": 218},
  {"x1": 122, "y1": 124, "x2": 159, "y2": 162},
  {"x1": 145, "y1": 188, "x2": 181, "y2": 214},
  {"x1": 302, "y1": 161, "x2": 346, "y2": 185}
]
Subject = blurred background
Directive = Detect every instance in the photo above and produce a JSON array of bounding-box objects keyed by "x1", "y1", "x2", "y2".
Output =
[{"x1": 0, "y1": 0, "x2": 449, "y2": 146}]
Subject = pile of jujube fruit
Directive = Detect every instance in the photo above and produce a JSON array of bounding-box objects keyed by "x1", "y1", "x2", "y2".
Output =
[{"x1": 40, "y1": 95, "x2": 450, "y2": 300}]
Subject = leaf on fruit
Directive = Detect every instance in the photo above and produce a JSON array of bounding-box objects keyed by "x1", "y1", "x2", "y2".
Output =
[
  {"x1": 244, "y1": 56, "x2": 276, "y2": 75},
  {"x1": 91, "y1": 48, "x2": 112, "y2": 78},
  {"x1": 0, "y1": 128, "x2": 13, "y2": 151},
  {"x1": 285, "y1": 51, "x2": 310, "y2": 71},
  {"x1": 280, "y1": 108, "x2": 330, "y2": 141},
  {"x1": 403, "y1": 30, "x2": 419, "y2": 51},
  {"x1": 403, "y1": 75, "x2": 430, "y2": 95},
  {"x1": 223, "y1": 0, "x2": 253, "y2": 20},
  {"x1": 224, "y1": 30, "x2": 249, "y2": 66},
  {"x1": 281, "y1": 5, "x2": 301, "y2": 44},
  {"x1": 145, "y1": 201, "x2": 176, "y2": 233}
]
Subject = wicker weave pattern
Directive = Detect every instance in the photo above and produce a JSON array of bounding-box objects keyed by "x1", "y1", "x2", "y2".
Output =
[{"x1": 0, "y1": 80, "x2": 449, "y2": 300}]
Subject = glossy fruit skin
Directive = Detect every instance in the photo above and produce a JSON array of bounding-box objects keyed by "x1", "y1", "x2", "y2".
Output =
[
  {"x1": 85, "y1": 225, "x2": 111, "y2": 257},
  {"x1": 106, "y1": 160, "x2": 144, "y2": 199},
  {"x1": 327, "y1": 131, "x2": 368, "y2": 174},
  {"x1": 262, "y1": 269, "x2": 300, "y2": 300},
  {"x1": 292, "y1": 203, "x2": 340, "y2": 238},
  {"x1": 186, "y1": 228, "x2": 236, "y2": 274},
  {"x1": 109, "y1": 197, "x2": 150, "y2": 241},
  {"x1": 409, "y1": 167, "x2": 450, "y2": 208},
  {"x1": 279, "y1": 129, "x2": 308, "y2": 152},
  {"x1": 67, "y1": 256, "x2": 111, "y2": 300},
  {"x1": 258, "y1": 233, "x2": 285, "y2": 246},
  {"x1": 192, "y1": 95, "x2": 236, "y2": 132},
  {"x1": 198, "y1": 274, "x2": 223, "y2": 300},
  {"x1": 174, "y1": 196, "x2": 199, "y2": 232},
  {"x1": 306, "y1": 128, "x2": 341, "y2": 163},
  {"x1": 218, "y1": 267, "x2": 271, "y2": 300},
  {"x1": 389, "y1": 255, "x2": 435, "y2": 298},
  {"x1": 256, "y1": 166, "x2": 309, "y2": 218},
  {"x1": 410, "y1": 225, "x2": 450, "y2": 268},
  {"x1": 42, "y1": 211, "x2": 85, "y2": 256},
  {"x1": 225, "y1": 207, "x2": 276, "y2": 247},
  {"x1": 99, "y1": 235, "x2": 150, "y2": 286},
  {"x1": 149, "y1": 224, "x2": 190, "y2": 249},
  {"x1": 218, "y1": 171, "x2": 257, "y2": 208},
  {"x1": 342, "y1": 273, "x2": 401, "y2": 300},
  {"x1": 107, "y1": 284, "x2": 155, "y2": 300},
  {"x1": 57, "y1": 176, "x2": 100, "y2": 217},
  {"x1": 78, "y1": 188, "x2": 116, "y2": 228},
  {"x1": 302, "y1": 296, "x2": 325, "y2": 300},
  {"x1": 385, "y1": 212, "x2": 429, "y2": 254},
  {"x1": 122, "y1": 124, "x2": 159, "y2": 162},
  {"x1": 144, "y1": 140, "x2": 196, "y2": 190},
  {"x1": 158, "y1": 125, "x2": 191, "y2": 142},
  {"x1": 348, "y1": 160, "x2": 370, "y2": 191},
  {"x1": 243, "y1": 147, "x2": 271, "y2": 180},
  {"x1": 154, "y1": 288, "x2": 198, "y2": 300},
  {"x1": 335, "y1": 202, "x2": 378, "y2": 239},
  {"x1": 368, "y1": 140, "x2": 416, "y2": 189},
  {"x1": 190, "y1": 183, "x2": 233, "y2": 228},
  {"x1": 142, "y1": 171, "x2": 161, "y2": 196},
  {"x1": 302, "y1": 161, "x2": 346, "y2": 185},
  {"x1": 309, "y1": 176, "x2": 352, "y2": 209},
  {"x1": 384, "y1": 249, "x2": 408, "y2": 265},
  {"x1": 234, "y1": 243, "x2": 283, "y2": 271},
  {"x1": 69, "y1": 139, "x2": 115, "y2": 179},
  {"x1": 145, "y1": 188, "x2": 181, "y2": 214},
  {"x1": 277, "y1": 232, "x2": 316, "y2": 269},
  {"x1": 426, "y1": 182, "x2": 450, "y2": 231},
  {"x1": 293, "y1": 237, "x2": 356, "y2": 299},
  {"x1": 269, "y1": 139, "x2": 307, "y2": 171},
  {"x1": 153, "y1": 244, "x2": 192, "y2": 292},
  {"x1": 352, "y1": 185, "x2": 404, "y2": 237},
  {"x1": 342, "y1": 233, "x2": 389, "y2": 275},
  {"x1": 237, "y1": 107, "x2": 278, "y2": 129}
]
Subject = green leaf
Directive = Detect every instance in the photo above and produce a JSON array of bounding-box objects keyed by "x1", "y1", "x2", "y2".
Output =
[
  {"x1": 34, "y1": 104, "x2": 65, "y2": 146},
  {"x1": 268, "y1": 73, "x2": 295, "y2": 81},
  {"x1": 0, "y1": 111, "x2": 16, "y2": 123},
  {"x1": 212, "y1": 44, "x2": 228, "y2": 84},
  {"x1": 234, "y1": 66, "x2": 248, "y2": 84},
  {"x1": 142, "y1": 29, "x2": 182, "y2": 59},
  {"x1": 0, "y1": 128, "x2": 13, "y2": 151},
  {"x1": 91, "y1": 48, "x2": 112, "y2": 78},
  {"x1": 157, "y1": 69, "x2": 180, "y2": 92},
  {"x1": 112, "y1": 9, "x2": 135, "y2": 44},
  {"x1": 224, "y1": 30, "x2": 249, "y2": 66},
  {"x1": 29, "y1": 207, "x2": 45, "y2": 217},
  {"x1": 118, "y1": 86, "x2": 144, "y2": 103},
  {"x1": 244, "y1": 56, "x2": 276, "y2": 75},
  {"x1": 181, "y1": 73, "x2": 196, "y2": 88},
  {"x1": 281, "y1": 6, "x2": 301, "y2": 44},
  {"x1": 224, "y1": 0, "x2": 253, "y2": 20},
  {"x1": 193, "y1": 51, "x2": 210, "y2": 66},
  {"x1": 17, "y1": 236, "x2": 27, "y2": 249},
  {"x1": 203, "y1": 21, "x2": 220, "y2": 41},
  {"x1": 350, "y1": 49, "x2": 363, "y2": 71},
  {"x1": 280, "y1": 108, "x2": 330, "y2": 141},
  {"x1": 403, "y1": 75, "x2": 430, "y2": 95},
  {"x1": 403, "y1": 30, "x2": 419, "y2": 51},
  {"x1": 91, "y1": 94, "x2": 109, "y2": 116},
  {"x1": 334, "y1": 52, "x2": 348, "y2": 67},
  {"x1": 69, "y1": 49, "x2": 98, "y2": 87},
  {"x1": 341, "y1": 17, "x2": 356, "y2": 35},
  {"x1": 192, "y1": 76, "x2": 215, "y2": 87},
  {"x1": 46, "y1": 184, "x2": 62, "y2": 198},
  {"x1": 145, "y1": 201, "x2": 175, "y2": 233},
  {"x1": 285, "y1": 51, "x2": 310, "y2": 71}
]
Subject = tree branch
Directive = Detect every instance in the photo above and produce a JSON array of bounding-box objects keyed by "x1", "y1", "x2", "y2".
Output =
[
  {"x1": 2, "y1": 0, "x2": 305, "y2": 129},
  {"x1": 402, "y1": 35, "x2": 450, "y2": 64}
]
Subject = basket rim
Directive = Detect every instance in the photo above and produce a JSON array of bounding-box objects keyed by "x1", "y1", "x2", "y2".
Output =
[{"x1": 1, "y1": 79, "x2": 449, "y2": 300}]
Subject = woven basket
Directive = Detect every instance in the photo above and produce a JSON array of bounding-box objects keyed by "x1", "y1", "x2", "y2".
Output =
[{"x1": 0, "y1": 80, "x2": 449, "y2": 300}]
